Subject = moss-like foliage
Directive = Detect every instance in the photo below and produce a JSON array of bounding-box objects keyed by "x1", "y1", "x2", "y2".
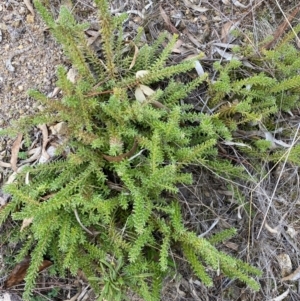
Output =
[{"x1": 5, "y1": 0, "x2": 300, "y2": 300}]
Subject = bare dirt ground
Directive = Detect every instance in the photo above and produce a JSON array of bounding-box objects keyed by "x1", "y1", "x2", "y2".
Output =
[{"x1": 1, "y1": 0, "x2": 300, "y2": 300}]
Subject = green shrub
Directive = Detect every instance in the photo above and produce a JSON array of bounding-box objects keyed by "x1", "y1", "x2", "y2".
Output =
[{"x1": 5, "y1": 0, "x2": 300, "y2": 300}]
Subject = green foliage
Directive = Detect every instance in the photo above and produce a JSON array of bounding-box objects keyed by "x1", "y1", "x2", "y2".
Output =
[
  {"x1": 206, "y1": 31, "x2": 300, "y2": 173},
  {"x1": 9, "y1": 0, "x2": 300, "y2": 300}
]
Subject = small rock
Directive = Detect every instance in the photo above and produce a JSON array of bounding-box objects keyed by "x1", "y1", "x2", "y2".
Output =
[
  {"x1": 19, "y1": 6, "x2": 26, "y2": 14},
  {"x1": 0, "y1": 23, "x2": 7, "y2": 30}
]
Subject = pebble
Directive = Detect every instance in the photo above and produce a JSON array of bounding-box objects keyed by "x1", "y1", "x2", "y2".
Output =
[{"x1": 19, "y1": 7, "x2": 26, "y2": 15}]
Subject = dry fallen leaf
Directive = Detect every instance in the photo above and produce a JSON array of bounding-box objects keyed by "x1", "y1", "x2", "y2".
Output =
[
  {"x1": 232, "y1": 0, "x2": 250, "y2": 9},
  {"x1": 182, "y1": 0, "x2": 208, "y2": 12},
  {"x1": 4, "y1": 257, "x2": 52, "y2": 288},
  {"x1": 20, "y1": 217, "x2": 33, "y2": 232},
  {"x1": 86, "y1": 29, "x2": 101, "y2": 46},
  {"x1": 264, "y1": 222, "x2": 279, "y2": 234},
  {"x1": 47, "y1": 86, "x2": 61, "y2": 98},
  {"x1": 0, "y1": 161, "x2": 11, "y2": 168},
  {"x1": 194, "y1": 60, "x2": 205, "y2": 76},
  {"x1": 129, "y1": 41, "x2": 139, "y2": 70},
  {"x1": 10, "y1": 133, "x2": 23, "y2": 172},
  {"x1": 261, "y1": 6, "x2": 300, "y2": 50},
  {"x1": 135, "y1": 86, "x2": 146, "y2": 103},
  {"x1": 223, "y1": 241, "x2": 239, "y2": 251},
  {"x1": 183, "y1": 29, "x2": 202, "y2": 48},
  {"x1": 172, "y1": 39, "x2": 184, "y2": 53},
  {"x1": 38, "y1": 124, "x2": 50, "y2": 161},
  {"x1": 139, "y1": 84, "x2": 155, "y2": 96},
  {"x1": 221, "y1": 20, "x2": 241, "y2": 43},
  {"x1": 20, "y1": 146, "x2": 41, "y2": 164},
  {"x1": 159, "y1": 5, "x2": 179, "y2": 34},
  {"x1": 135, "y1": 84, "x2": 155, "y2": 103},
  {"x1": 281, "y1": 266, "x2": 300, "y2": 281},
  {"x1": 136, "y1": 70, "x2": 149, "y2": 79},
  {"x1": 23, "y1": 0, "x2": 35, "y2": 17}
]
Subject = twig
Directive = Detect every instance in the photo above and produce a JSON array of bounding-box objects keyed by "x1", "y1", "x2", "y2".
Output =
[
  {"x1": 74, "y1": 209, "x2": 94, "y2": 236},
  {"x1": 261, "y1": 4, "x2": 300, "y2": 50}
]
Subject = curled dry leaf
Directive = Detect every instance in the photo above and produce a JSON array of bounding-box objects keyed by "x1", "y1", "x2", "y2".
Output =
[
  {"x1": 172, "y1": 39, "x2": 183, "y2": 53},
  {"x1": 134, "y1": 84, "x2": 155, "y2": 103},
  {"x1": 0, "y1": 161, "x2": 11, "y2": 168},
  {"x1": 214, "y1": 47, "x2": 239, "y2": 60},
  {"x1": 4, "y1": 257, "x2": 52, "y2": 289},
  {"x1": 136, "y1": 70, "x2": 149, "y2": 79},
  {"x1": 47, "y1": 86, "x2": 61, "y2": 98},
  {"x1": 264, "y1": 222, "x2": 279, "y2": 234},
  {"x1": 20, "y1": 217, "x2": 33, "y2": 232},
  {"x1": 10, "y1": 133, "x2": 23, "y2": 172},
  {"x1": 135, "y1": 86, "x2": 146, "y2": 103},
  {"x1": 6, "y1": 165, "x2": 29, "y2": 184},
  {"x1": 232, "y1": 0, "x2": 250, "y2": 9},
  {"x1": 281, "y1": 266, "x2": 300, "y2": 281},
  {"x1": 129, "y1": 41, "x2": 139, "y2": 70},
  {"x1": 221, "y1": 20, "x2": 241, "y2": 43},
  {"x1": 264, "y1": 131, "x2": 292, "y2": 148},
  {"x1": 20, "y1": 146, "x2": 41, "y2": 164},
  {"x1": 182, "y1": 0, "x2": 208, "y2": 12},
  {"x1": 261, "y1": 6, "x2": 300, "y2": 50},
  {"x1": 86, "y1": 30, "x2": 100, "y2": 46},
  {"x1": 223, "y1": 241, "x2": 239, "y2": 251},
  {"x1": 159, "y1": 5, "x2": 179, "y2": 34},
  {"x1": 139, "y1": 84, "x2": 155, "y2": 96},
  {"x1": 183, "y1": 29, "x2": 202, "y2": 48},
  {"x1": 38, "y1": 124, "x2": 50, "y2": 161},
  {"x1": 194, "y1": 60, "x2": 205, "y2": 76},
  {"x1": 23, "y1": 0, "x2": 35, "y2": 16}
]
